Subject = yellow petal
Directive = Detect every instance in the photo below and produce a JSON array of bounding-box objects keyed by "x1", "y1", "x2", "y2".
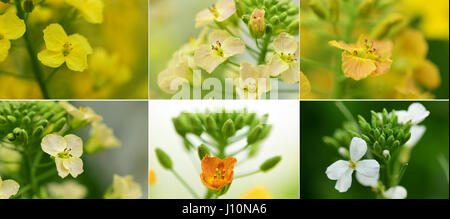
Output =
[
  {"x1": 328, "y1": 40, "x2": 357, "y2": 53},
  {"x1": 342, "y1": 53, "x2": 376, "y2": 80},
  {"x1": 372, "y1": 58, "x2": 392, "y2": 76},
  {"x1": 0, "y1": 10, "x2": 25, "y2": 40},
  {"x1": 69, "y1": 34, "x2": 93, "y2": 54},
  {"x1": 43, "y1": 23, "x2": 68, "y2": 51},
  {"x1": 194, "y1": 44, "x2": 226, "y2": 73},
  {"x1": 414, "y1": 60, "x2": 441, "y2": 89},
  {"x1": 281, "y1": 62, "x2": 300, "y2": 84},
  {"x1": 300, "y1": 72, "x2": 311, "y2": 98},
  {"x1": 0, "y1": 38, "x2": 11, "y2": 62},
  {"x1": 223, "y1": 37, "x2": 245, "y2": 57},
  {"x1": 273, "y1": 33, "x2": 298, "y2": 54},
  {"x1": 217, "y1": 0, "x2": 236, "y2": 21},
  {"x1": 81, "y1": 0, "x2": 104, "y2": 24},
  {"x1": 37, "y1": 49, "x2": 65, "y2": 68},
  {"x1": 195, "y1": 9, "x2": 215, "y2": 28},
  {"x1": 65, "y1": 48, "x2": 88, "y2": 72},
  {"x1": 268, "y1": 55, "x2": 289, "y2": 76}
]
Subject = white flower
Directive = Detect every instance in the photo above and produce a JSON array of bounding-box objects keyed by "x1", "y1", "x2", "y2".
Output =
[
  {"x1": 105, "y1": 175, "x2": 143, "y2": 199},
  {"x1": 0, "y1": 176, "x2": 19, "y2": 199},
  {"x1": 383, "y1": 186, "x2": 407, "y2": 199},
  {"x1": 47, "y1": 180, "x2": 87, "y2": 199},
  {"x1": 326, "y1": 137, "x2": 380, "y2": 192},
  {"x1": 395, "y1": 103, "x2": 430, "y2": 125},
  {"x1": 267, "y1": 33, "x2": 300, "y2": 84},
  {"x1": 59, "y1": 101, "x2": 103, "y2": 126},
  {"x1": 195, "y1": 0, "x2": 236, "y2": 28},
  {"x1": 41, "y1": 134, "x2": 84, "y2": 178},
  {"x1": 405, "y1": 125, "x2": 426, "y2": 148},
  {"x1": 383, "y1": 150, "x2": 390, "y2": 159}
]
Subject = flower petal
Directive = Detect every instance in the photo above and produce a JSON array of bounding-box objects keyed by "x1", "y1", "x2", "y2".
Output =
[
  {"x1": 356, "y1": 171, "x2": 378, "y2": 187},
  {"x1": 194, "y1": 44, "x2": 225, "y2": 73},
  {"x1": 405, "y1": 125, "x2": 426, "y2": 148},
  {"x1": 342, "y1": 53, "x2": 377, "y2": 80},
  {"x1": 273, "y1": 33, "x2": 297, "y2": 54},
  {"x1": 209, "y1": 30, "x2": 230, "y2": 45},
  {"x1": 0, "y1": 10, "x2": 26, "y2": 40},
  {"x1": 55, "y1": 158, "x2": 70, "y2": 178},
  {"x1": 65, "y1": 48, "x2": 88, "y2": 72},
  {"x1": 326, "y1": 160, "x2": 351, "y2": 180},
  {"x1": 384, "y1": 186, "x2": 407, "y2": 199},
  {"x1": 63, "y1": 157, "x2": 84, "y2": 178},
  {"x1": 217, "y1": 0, "x2": 236, "y2": 21},
  {"x1": 195, "y1": 9, "x2": 215, "y2": 28},
  {"x1": 42, "y1": 23, "x2": 68, "y2": 51},
  {"x1": 0, "y1": 179, "x2": 20, "y2": 199},
  {"x1": 41, "y1": 134, "x2": 67, "y2": 156},
  {"x1": 0, "y1": 38, "x2": 11, "y2": 62},
  {"x1": 349, "y1": 137, "x2": 367, "y2": 162},
  {"x1": 267, "y1": 55, "x2": 289, "y2": 76},
  {"x1": 335, "y1": 168, "x2": 353, "y2": 193},
  {"x1": 223, "y1": 37, "x2": 245, "y2": 57},
  {"x1": 65, "y1": 134, "x2": 83, "y2": 157},
  {"x1": 37, "y1": 50, "x2": 65, "y2": 68},
  {"x1": 356, "y1": 159, "x2": 380, "y2": 178},
  {"x1": 408, "y1": 103, "x2": 430, "y2": 124},
  {"x1": 281, "y1": 62, "x2": 300, "y2": 84},
  {"x1": 69, "y1": 34, "x2": 93, "y2": 54}
]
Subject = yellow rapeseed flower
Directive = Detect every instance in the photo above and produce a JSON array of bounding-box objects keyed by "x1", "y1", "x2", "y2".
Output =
[
  {"x1": 38, "y1": 23, "x2": 93, "y2": 72},
  {"x1": 0, "y1": 10, "x2": 25, "y2": 62},
  {"x1": 65, "y1": 0, "x2": 104, "y2": 24}
]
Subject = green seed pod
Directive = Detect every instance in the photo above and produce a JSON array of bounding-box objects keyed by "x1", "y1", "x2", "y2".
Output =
[
  {"x1": 155, "y1": 148, "x2": 173, "y2": 169},
  {"x1": 260, "y1": 156, "x2": 282, "y2": 172},
  {"x1": 197, "y1": 144, "x2": 210, "y2": 160},
  {"x1": 309, "y1": 0, "x2": 327, "y2": 20},
  {"x1": 206, "y1": 115, "x2": 218, "y2": 132},
  {"x1": 222, "y1": 119, "x2": 236, "y2": 138},
  {"x1": 32, "y1": 126, "x2": 44, "y2": 137},
  {"x1": 247, "y1": 125, "x2": 263, "y2": 145}
]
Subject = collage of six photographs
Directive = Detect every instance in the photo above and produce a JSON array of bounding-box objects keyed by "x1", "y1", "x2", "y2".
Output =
[{"x1": 0, "y1": 0, "x2": 448, "y2": 199}]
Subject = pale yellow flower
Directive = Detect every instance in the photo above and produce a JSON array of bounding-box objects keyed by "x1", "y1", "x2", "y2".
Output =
[
  {"x1": 89, "y1": 48, "x2": 131, "y2": 88},
  {"x1": 0, "y1": 10, "x2": 25, "y2": 62},
  {"x1": 195, "y1": 0, "x2": 236, "y2": 28},
  {"x1": 85, "y1": 122, "x2": 121, "y2": 154},
  {"x1": 300, "y1": 71, "x2": 311, "y2": 99},
  {"x1": 59, "y1": 101, "x2": 103, "y2": 127},
  {"x1": 236, "y1": 61, "x2": 270, "y2": 99},
  {"x1": 157, "y1": 50, "x2": 193, "y2": 94},
  {"x1": 38, "y1": 23, "x2": 93, "y2": 72},
  {"x1": 105, "y1": 175, "x2": 143, "y2": 199},
  {"x1": 65, "y1": 0, "x2": 104, "y2": 24},
  {"x1": 47, "y1": 180, "x2": 87, "y2": 199},
  {"x1": 41, "y1": 134, "x2": 84, "y2": 178},
  {"x1": 194, "y1": 30, "x2": 245, "y2": 73},
  {"x1": 268, "y1": 33, "x2": 300, "y2": 84},
  {"x1": 0, "y1": 176, "x2": 19, "y2": 199}
]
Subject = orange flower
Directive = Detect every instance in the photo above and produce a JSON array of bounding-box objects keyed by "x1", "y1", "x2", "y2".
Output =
[
  {"x1": 200, "y1": 155, "x2": 237, "y2": 191},
  {"x1": 329, "y1": 36, "x2": 393, "y2": 80}
]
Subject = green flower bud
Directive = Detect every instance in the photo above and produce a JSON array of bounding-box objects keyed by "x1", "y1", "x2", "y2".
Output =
[
  {"x1": 182, "y1": 138, "x2": 193, "y2": 151},
  {"x1": 245, "y1": 113, "x2": 256, "y2": 125},
  {"x1": 270, "y1": 16, "x2": 280, "y2": 25},
  {"x1": 22, "y1": 116, "x2": 31, "y2": 125},
  {"x1": 6, "y1": 133, "x2": 15, "y2": 141},
  {"x1": 206, "y1": 115, "x2": 218, "y2": 132},
  {"x1": 242, "y1": 15, "x2": 250, "y2": 24},
  {"x1": 287, "y1": 6, "x2": 298, "y2": 15},
  {"x1": 358, "y1": 0, "x2": 374, "y2": 18},
  {"x1": 155, "y1": 148, "x2": 173, "y2": 169},
  {"x1": 260, "y1": 156, "x2": 282, "y2": 172},
  {"x1": 387, "y1": 135, "x2": 395, "y2": 147},
  {"x1": 373, "y1": 141, "x2": 381, "y2": 152},
  {"x1": 36, "y1": 119, "x2": 49, "y2": 128},
  {"x1": 265, "y1": 23, "x2": 273, "y2": 34},
  {"x1": 222, "y1": 119, "x2": 236, "y2": 138},
  {"x1": 53, "y1": 118, "x2": 67, "y2": 132},
  {"x1": 234, "y1": 115, "x2": 245, "y2": 130},
  {"x1": 279, "y1": 12, "x2": 287, "y2": 21},
  {"x1": 372, "y1": 14, "x2": 403, "y2": 39},
  {"x1": 32, "y1": 126, "x2": 44, "y2": 137},
  {"x1": 287, "y1": 19, "x2": 299, "y2": 34},
  {"x1": 7, "y1": 115, "x2": 17, "y2": 124},
  {"x1": 259, "y1": 124, "x2": 272, "y2": 140},
  {"x1": 172, "y1": 118, "x2": 187, "y2": 136},
  {"x1": 402, "y1": 132, "x2": 411, "y2": 144},
  {"x1": 309, "y1": 0, "x2": 327, "y2": 20},
  {"x1": 328, "y1": 0, "x2": 340, "y2": 23},
  {"x1": 379, "y1": 134, "x2": 386, "y2": 145},
  {"x1": 393, "y1": 140, "x2": 400, "y2": 148},
  {"x1": 0, "y1": 115, "x2": 6, "y2": 124},
  {"x1": 323, "y1": 136, "x2": 340, "y2": 149},
  {"x1": 197, "y1": 144, "x2": 210, "y2": 160},
  {"x1": 361, "y1": 134, "x2": 371, "y2": 144},
  {"x1": 247, "y1": 125, "x2": 263, "y2": 144},
  {"x1": 23, "y1": 0, "x2": 35, "y2": 13},
  {"x1": 21, "y1": 130, "x2": 28, "y2": 145}
]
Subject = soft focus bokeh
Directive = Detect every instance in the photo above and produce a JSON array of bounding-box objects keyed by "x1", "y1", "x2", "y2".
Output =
[
  {"x1": 69, "y1": 101, "x2": 148, "y2": 198},
  {"x1": 149, "y1": 0, "x2": 300, "y2": 99},
  {"x1": 0, "y1": 0, "x2": 148, "y2": 99},
  {"x1": 149, "y1": 100, "x2": 299, "y2": 199},
  {"x1": 300, "y1": 101, "x2": 449, "y2": 199},
  {"x1": 300, "y1": 0, "x2": 449, "y2": 99}
]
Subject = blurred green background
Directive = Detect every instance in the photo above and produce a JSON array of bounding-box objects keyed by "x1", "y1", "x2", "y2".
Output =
[
  {"x1": 70, "y1": 101, "x2": 148, "y2": 198},
  {"x1": 149, "y1": 100, "x2": 299, "y2": 199},
  {"x1": 428, "y1": 40, "x2": 449, "y2": 98},
  {"x1": 300, "y1": 101, "x2": 449, "y2": 199}
]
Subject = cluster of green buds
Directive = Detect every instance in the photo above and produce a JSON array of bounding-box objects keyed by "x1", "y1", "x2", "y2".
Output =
[
  {"x1": 0, "y1": 101, "x2": 68, "y2": 148},
  {"x1": 172, "y1": 109, "x2": 272, "y2": 158},
  {"x1": 238, "y1": 0, "x2": 299, "y2": 38},
  {"x1": 357, "y1": 109, "x2": 412, "y2": 160}
]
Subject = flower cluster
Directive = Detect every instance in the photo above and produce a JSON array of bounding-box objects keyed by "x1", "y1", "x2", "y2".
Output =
[
  {"x1": 300, "y1": 0, "x2": 446, "y2": 99},
  {"x1": 156, "y1": 0, "x2": 300, "y2": 99},
  {"x1": 155, "y1": 108, "x2": 281, "y2": 198},
  {"x1": 323, "y1": 102, "x2": 430, "y2": 198},
  {"x1": 0, "y1": 101, "x2": 140, "y2": 199}
]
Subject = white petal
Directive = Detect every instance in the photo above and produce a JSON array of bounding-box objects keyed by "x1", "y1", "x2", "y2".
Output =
[
  {"x1": 395, "y1": 110, "x2": 410, "y2": 124},
  {"x1": 63, "y1": 157, "x2": 84, "y2": 178},
  {"x1": 356, "y1": 172, "x2": 379, "y2": 187},
  {"x1": 223, "y1": 37, "x2": 245, "y2": 57},
  {"x1": 41, "y1": 134, "x2": 67, "y2": 156},
  {"x1": 384, "y1": 186, "x2": 407, "y2": 199},
  {"x1": 326, "y1": 160, "x2": 350, "y2": 180},
  {"x1": 195, "y1": 9, "x2": 214, "y2": 28},
  {"x1": 65, "y1": 134, "x2": 83, "y2": 157},
  {"x1": 356, "y1": 159, "x2": 380, "y2": 178},
  {"x1": 408, "y1": 103, "x2": 430, "y2": 124},
  {"x1": 335, "y1": 168, "x2": 353, "y2": 193},
  {"x1": 273, "y1": 32, "x2": 298, "y2": 54},
  {"x1": 216, "y1": 0, "x2": 236, "y2": 22},
  {"x1": 267, "y1": 55, "x2": 289, "y2": 76},
  {"x1": 55, "y1": 158, "x2": 70, "y2": 178},
  {"x1": 349, "y1": 137, "x2": 367, "y2": 162},
  {"x1": 405, "y1": 125, "x2": 426, "y2": 148},
  {"x1": 0, "y1": 179, "x2": 20, "y2": 199},
  {"x1": 281, "y1": 62, "x2": 300, "y2": 84}
]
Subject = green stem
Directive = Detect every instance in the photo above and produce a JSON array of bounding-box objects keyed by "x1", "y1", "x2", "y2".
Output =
[
  {"x1": 227, "y1": 60, "x2": 240, "y2": 67},
  {"x1": 300, "y1": 57, "x2": 334, "y2": 71},
  {"x1": 228, "y1": 144, "x2": 250, "y2": 157},
  {"x1": 45, "y1": 67, "x2": 61, "y2": 83},
  {"x1": 36, "y1": 169, "x2": 57, "y2": 182},
  {"x1": 15, "y1": 1, "x2": 50, "y2": 99},
  {"x1": 171, "y1": 169, "x2": 200, "y2": 199},
  {"x1": 204, "y1": 189, "x2": 214, "y2": 199},
  {"x1": 0, "y1": 159, "x2": 21, "y2": 164},
  {"x1": 257, "y1": 34, "x2": 271, "y2": 65},
  {"x1": 0, "y1": 70, "x2": 33, "y2": 80},
  {"x1": 234, "y1": 170, "x2": 261, "y2": 179}
]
